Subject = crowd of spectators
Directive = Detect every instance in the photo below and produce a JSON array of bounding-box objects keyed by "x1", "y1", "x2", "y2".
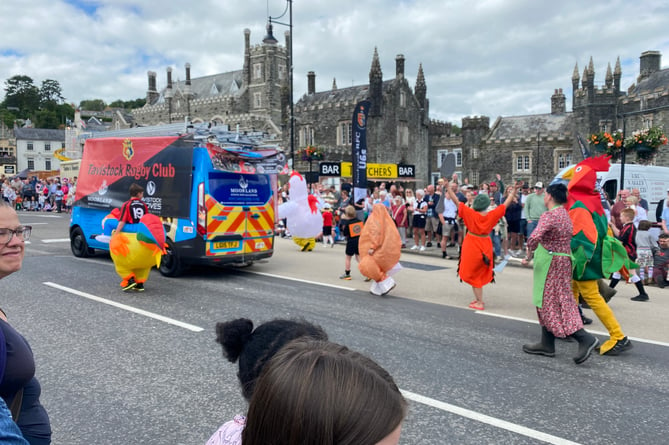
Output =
[{"x1": 0, "y1": 175, "x2": 77, "y2": 214}]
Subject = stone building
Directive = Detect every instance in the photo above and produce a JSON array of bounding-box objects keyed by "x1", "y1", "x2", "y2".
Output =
[
  {"x1": 293, "y1": 49, "x2": 430, "y2": 186},
  {"x1": 118, "y1": 27, "x2": 290, "y2": 139},
  {"x1": 462, "y1": 50, "x2": 669, "y2": 187}
]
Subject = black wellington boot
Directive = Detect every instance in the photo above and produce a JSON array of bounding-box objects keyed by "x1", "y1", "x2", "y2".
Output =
[
  {"x1": 523, "y1": 327, "x2": 555, "y2": 357},
  {"x1": 599, "y1": 279, "x2": 617, "y2": 302},
  {"x1": 571, "y1": 329, "x2": 599, "y2": 364},
  {"x1": 608, "y1": 277, "x2": 620, "y2": 289},
  {"x1": 630, "y1": 281, "x2": 649, "y2": 301}
]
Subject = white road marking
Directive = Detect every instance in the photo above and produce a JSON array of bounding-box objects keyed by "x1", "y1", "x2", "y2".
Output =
[
  {"x1": 24, "y1": 222, "x2": 50, "y2": 225},
  {"x1": 250, "y1": 271, "x2": 356, "y2": 291},
  {"x1": 401, "y1": 390, "x2": 583, "y2": 445},
  {"x1": 43, "y1": 282, "x2": 204, "y2": 332},
  {"x1": 41, "y1": 238, "x2": 71, "y2": 243},
  {"x1": 476, "y1": 311, "x2": 669, "y2": 347}
]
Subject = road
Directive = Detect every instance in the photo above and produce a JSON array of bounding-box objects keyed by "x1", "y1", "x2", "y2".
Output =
[{"x1": 3, "y1": 211, "x2": 669, "y2": 444}]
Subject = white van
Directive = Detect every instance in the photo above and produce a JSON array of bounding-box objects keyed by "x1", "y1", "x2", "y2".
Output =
[{"x1": 597, "y1": 164, "x2": 669, "y2": 221}]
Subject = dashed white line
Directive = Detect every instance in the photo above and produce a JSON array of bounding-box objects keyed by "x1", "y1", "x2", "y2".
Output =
[
  {"x1": 41, "y1": 238, "x2": 71, "y2": 243},
  {"x1": 250, "y1": 271, "x2": 356, "y2": 291},
  {"x1": 401, "y1": 390, "x2": 582, "y2": 445},
  {"x1": 43, "y1": 282, "x2": 204, "y2": 332}
]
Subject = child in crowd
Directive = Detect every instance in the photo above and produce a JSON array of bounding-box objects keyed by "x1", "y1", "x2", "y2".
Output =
[
  {"x1": 207, "y1": 318, "x2": 328, "y2": 445},
  {"x1": 339, "y1": 205, "x2": 363, "y2": 280},
  {"x1": 652, "y1": 233, "x2": 669, "y2": 288},
  {"x1": 635, "y1": 220, "x2": 657, "y2": 284},
  {"x1": 321, "y1": 203, "x2": 334, "y2": 247},
  {"x1": 609, "y1": 208, "x2": 649, "y2": 301}
]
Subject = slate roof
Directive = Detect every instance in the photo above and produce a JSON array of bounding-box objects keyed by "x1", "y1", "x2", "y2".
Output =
[
  {"x1": 629, "y1": 68, "x2": 669, "y2": 95},
  {"x1": 154, "y1": 70, "x2": 244, "y2": 104},
  {"x1": 488, "y1": 112, "x2": 573, "y2": 140},
  {"x1": 14, "y1": 128, "x2": 65, "y2": 141},
  {"x1": 296, "y1": 80, "x2": 394, "y2": 107}
]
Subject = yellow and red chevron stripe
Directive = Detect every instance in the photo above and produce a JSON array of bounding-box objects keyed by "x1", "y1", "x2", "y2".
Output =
[{"x1": 204, "y1": 194, "x2": 274, "y2": 256}]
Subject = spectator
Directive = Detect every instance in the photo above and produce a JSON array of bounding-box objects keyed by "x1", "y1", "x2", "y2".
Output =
[
  {"x1": 610, "y1": 189, "x2": 630, "y2": 231},
  {"x1": 391, "y1": 195, "x2": 408, "y2": 248},
  {"x1": 525, "y1": 182, "x2": 548, "y2": 237},
  {"x1": 241, "y1": 340, "x2": 407, "y2": 445},
  {"x1": 651, "y1": 233, "x2": 669, "y2": 287},
  {"x1": 609, "y1": 208, "x2": 649, "y2": 301},
  {"x1": 0, "y1": 201, "x2": 52, "y2": 444},
  {"x1": 625, "y1": 195, "x2": 647, "y2": 228},
  {"x1": 636, "y1": 220, "x2": 657, "y2": 285},
  {"x1": 423, "y1": 184, "x2": 440, "y2": 247},
  {"x1": 660, "y1": 189, "x2": 669, "y2": 234},
  {"x1": 410, "y1": 189, "x2": 427, "y2": 251},
  {"x1": 631, "y1": 188, "x2": 648, "y2": 212},
  {"x1": 207, "y1": 318, "x2": 328, "y2": 445},
  {"x1": 338, "y1": 205, "x2": 363, "y2": 280},
  {"x1": 505, "y1": 185, "x2": 523, "y2": 256}
]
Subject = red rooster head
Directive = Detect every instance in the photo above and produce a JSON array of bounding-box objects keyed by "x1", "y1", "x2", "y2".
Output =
[{"x1": 566, "y1": 155, "x2": 611, "y2": 213}]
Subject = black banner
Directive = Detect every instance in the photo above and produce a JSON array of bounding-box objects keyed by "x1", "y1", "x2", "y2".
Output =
[{"x1": 351, "y1": 100, "x2": 370, "y2": 204}]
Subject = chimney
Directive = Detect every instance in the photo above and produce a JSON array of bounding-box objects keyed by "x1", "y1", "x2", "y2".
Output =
[
  {"x1": 146, "y1": 71, "x2": 158, "y2": 104},
  {"x1": 307, "y1": 71, "x2": 316, "y2": 95},
  {"x1": 638, "y1": 50, "x2": 661, "y2": 83},
  {"x1": 165, "y1": 67, "x2": 173, "y2": 98},
  {"x1": 551, "y1": 88, "x2": 566, "y2": 114},
  {"x1": 396, "y1": 54, "x2": 405, "y2": 79}
]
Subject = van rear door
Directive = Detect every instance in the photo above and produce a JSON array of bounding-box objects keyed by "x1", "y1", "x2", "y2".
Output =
[{"x1": 204, "y1": 172, "x2": 274, "y2": 256}]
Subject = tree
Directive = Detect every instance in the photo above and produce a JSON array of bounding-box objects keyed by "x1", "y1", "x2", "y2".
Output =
[
  {"x1": 3, "y1": 75, "x2": 40, "y2": 117},
  {"x1": 109, "y1": 98, "x2": 146, "y2": 109},
  {"x1": 78, "y1": 99, "x2": 106, "y2": 111},
  {"x1": 40, "y1": 79, "x2": 65, "y2": 109}
]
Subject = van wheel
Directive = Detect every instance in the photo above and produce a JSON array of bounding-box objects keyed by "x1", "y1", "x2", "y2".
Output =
[
  {"x1": 159, "y1": 239, "x2": 184, "y2": 277},
  {"x1": 71, "y1": 227, "x2": 94, "y2": 258}
]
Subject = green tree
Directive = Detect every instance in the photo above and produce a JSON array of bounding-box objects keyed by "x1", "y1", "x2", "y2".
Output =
[
  {"x1": 0, "y1": 109, "x2": 17, "y2": 129},
  {"x1": 3, "y1": 75, "x2": 40, "y2": 117},
  {"x1": 78, "y1": 99, "x2": 106, "y2": 111},
  {"x1": 40, "y1": 79, "x2": 65, "y2": 109},
  {"x1": 34, "y1": 109, "x2": 60, "y2": 129},
  {"x1": 109, "y1": 98, "x2": 146, "y2": 109}
]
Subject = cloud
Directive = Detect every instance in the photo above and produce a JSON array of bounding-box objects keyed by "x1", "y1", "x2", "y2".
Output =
[{"x1": 1, "y1": 0, "x2": 668, "y2": 125}]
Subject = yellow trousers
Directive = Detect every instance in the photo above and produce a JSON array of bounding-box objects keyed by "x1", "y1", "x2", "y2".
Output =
[{"x1": 572, "y1": 280, "x2": 625, "y2": 354}]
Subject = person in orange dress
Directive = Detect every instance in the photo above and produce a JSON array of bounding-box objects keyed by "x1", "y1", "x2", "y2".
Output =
[{"x1": 444, "y1": 177, "x2": 517, "y2": 310}]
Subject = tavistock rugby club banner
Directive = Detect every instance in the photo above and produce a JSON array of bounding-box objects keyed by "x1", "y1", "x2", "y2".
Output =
[
  {"x1": 351, "y1": 100, "x2": 371, "y2": 204},
  {"x1": 74, "y1": 136, "x2": 194, "y2": 218}
]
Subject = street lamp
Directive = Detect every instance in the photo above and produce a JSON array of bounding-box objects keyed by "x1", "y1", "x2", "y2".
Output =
[{"x1": 264, "y1": 0, "x2": 294, "y2": 170}]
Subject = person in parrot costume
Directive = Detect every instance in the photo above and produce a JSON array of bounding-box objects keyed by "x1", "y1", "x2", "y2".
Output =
[
  {"x1": 358, "y1": 203, "x2": 402, "y2": 296},
  {"x1": 104, "y1": 184, "x2": 166, "y2": 292},
  {"x1": 564, "y1": 155, "x2": 635, "y2": 356},
  {"x1": 277, "y1": 172, "x2": 322, "y2": 252}
]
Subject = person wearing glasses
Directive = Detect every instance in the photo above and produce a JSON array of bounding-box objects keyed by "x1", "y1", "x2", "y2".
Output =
[{"x1": 0, "y1": 201, "x2": 51, "y2": 444}]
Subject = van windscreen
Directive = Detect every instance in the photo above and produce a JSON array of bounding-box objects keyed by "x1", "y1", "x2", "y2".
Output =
[{"x1": 208, "y1": 173, "x2": 271, "y2": 206}]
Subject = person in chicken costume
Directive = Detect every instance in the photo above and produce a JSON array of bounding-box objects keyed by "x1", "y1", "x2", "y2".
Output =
[
  {"x1": 359, "y1": 203, "x2": 402, "y2": 296},
  {"x1": 564, "y1": 155, "x2": 634, "y2": 355},
  {"x1": 277, "y1": 172, "x2": 322, "y2": 251},
  {"x1": 106, "y1": 184, "x2": 167, "y2": 292}
]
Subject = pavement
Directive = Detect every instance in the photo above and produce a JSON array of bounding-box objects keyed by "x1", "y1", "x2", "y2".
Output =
[{"x1": 260, "y1": 234, "x2": 669, "y2": 344}]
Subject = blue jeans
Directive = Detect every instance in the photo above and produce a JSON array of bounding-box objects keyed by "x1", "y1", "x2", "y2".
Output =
[
  {"x1": 519, "y1": 219, "x2": 527, "y2": 238},
  {"x1": 526, "y1": 220, "x2": 538, "y2": 238},
  {"x1": 491, "y1": 232, "x2": 501, "y2": 257}
]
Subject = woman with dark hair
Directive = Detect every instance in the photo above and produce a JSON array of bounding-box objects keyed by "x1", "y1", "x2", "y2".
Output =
[
  {"x1": 242, "y1": 339, "x2": 407, "y2": 445},
  {"x1": 207, "y1": 318, "x2": 328, "y2": 445},
  {"x1": 521, "y1": 183, "x2": 598, "y2": 364}
]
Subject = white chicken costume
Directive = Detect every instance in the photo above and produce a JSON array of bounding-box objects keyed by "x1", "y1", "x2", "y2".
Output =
[{"x1": 278, "y1": 172, "x2": 322, "y2": 251}]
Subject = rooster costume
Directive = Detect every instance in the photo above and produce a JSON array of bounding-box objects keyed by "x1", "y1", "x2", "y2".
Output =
[
  {"x1": 564, "y1": 156, "x2": 634, "y2": 355},
  {"x1": 277, "y1": 172, "x2": 322, "y2": 251}
]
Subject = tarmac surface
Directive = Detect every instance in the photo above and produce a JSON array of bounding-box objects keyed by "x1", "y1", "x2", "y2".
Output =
[{"x1": 263, "y1": 234, "x2": 669, "y2": 345}]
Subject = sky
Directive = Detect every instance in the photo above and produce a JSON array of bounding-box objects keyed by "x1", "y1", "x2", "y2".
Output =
[{"x1": 1, "y1": 0, "x2": 668, "y2": 125}]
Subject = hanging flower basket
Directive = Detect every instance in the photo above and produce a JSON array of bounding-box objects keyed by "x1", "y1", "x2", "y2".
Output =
[
  {"x1": 624, "y1": 126, "x2": 668, "y2": 165},
  {"x1": 588, "y1": 130, "x2": 624, "y2": 161},
  {"x1": 298, "y1": 146, "x2": 323, "y2": 162}
]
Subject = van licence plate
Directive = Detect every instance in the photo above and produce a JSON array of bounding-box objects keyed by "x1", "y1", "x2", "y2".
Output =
[{"x1": 213, "y1": 241, "x2": 239, "y2": 250}]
